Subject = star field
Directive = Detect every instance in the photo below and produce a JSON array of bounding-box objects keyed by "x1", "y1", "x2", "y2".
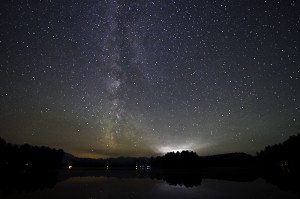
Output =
[{"x1": 0, "y1": 0, "x2": 299, "y2": 158}]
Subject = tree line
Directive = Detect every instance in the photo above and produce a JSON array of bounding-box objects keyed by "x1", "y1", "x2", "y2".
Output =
[
  {"x1": 150, "y1": 151, "x2": 253, "y2": 169},
  {"x1": 0, "y1": 137, "x2": 64, "y2": 170},
  {"x1": 256, "y1": 133, "x2": 300, "y2": 172},
  {"x1": 151, "y1": 134, "x2": 300, "y2": 171}
]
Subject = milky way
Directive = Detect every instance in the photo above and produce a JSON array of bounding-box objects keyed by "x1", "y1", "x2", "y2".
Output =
[
  {"x1": 99, "y1": 0, "x2": 153, "y2": 154},
  {"x1": 0, "y1": 0, "x2": 299, "y2": 158}
]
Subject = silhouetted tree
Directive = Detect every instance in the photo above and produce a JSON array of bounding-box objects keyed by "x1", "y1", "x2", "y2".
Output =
[
  {"x1": 0, "y1": 137, "x2": 64, "y2": 169},
  {"x1": 151, "y1": 151, "x2": 201, "y2": 169},
  {"x1": 0, "y1": 137, "x2": 6, "y2": 166},
  {"x1": 256, "y1": 134, "x2": 300, "y2": 173}
]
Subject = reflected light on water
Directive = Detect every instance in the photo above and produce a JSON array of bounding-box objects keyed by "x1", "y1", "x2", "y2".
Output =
[{"x1": 0, "y1": 170, "x2": 300, "y2": 199}]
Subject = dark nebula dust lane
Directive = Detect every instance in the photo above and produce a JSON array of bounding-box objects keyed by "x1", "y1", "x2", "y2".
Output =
[{"x1": 0, "y1": 0, "x2": 299, "y2": 158}]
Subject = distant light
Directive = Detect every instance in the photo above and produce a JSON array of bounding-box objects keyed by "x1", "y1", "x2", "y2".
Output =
[
  {"x1": 157, "y1": 146, "x2": 191, "y2": 154},
  {"x1": 68, "y1": 165, "x2": 72, "y2": 169},
  {"x1": 156, "y1": 142, "x2": 210, "y2": 154}
]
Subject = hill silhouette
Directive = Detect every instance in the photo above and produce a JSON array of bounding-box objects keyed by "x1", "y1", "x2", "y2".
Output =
[
  {"x1": 150, "y1": 151, "x2": 254, "y2": 169},
  {"x1": 1, "y1": 134, "x2": 300, "y2": 193},
  {"x1": 150, "y1": 134, "x2": 300, "y2": 171},
  {"x1": 2, "y1": 134, "x2": 300, "y2": 171},
  {"x1": 63, "y1": 152, "x2": 149, "y2": 168}
]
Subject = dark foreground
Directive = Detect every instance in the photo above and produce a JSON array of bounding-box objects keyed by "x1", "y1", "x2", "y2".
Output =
[{"x1": 0, "y1": 168, "x2": 299, "y2": 199}]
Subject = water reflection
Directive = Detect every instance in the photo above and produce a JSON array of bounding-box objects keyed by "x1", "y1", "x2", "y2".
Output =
[
  {"x1": 0, "y1": 168, "x2": 300, "y2": 198},
  {"x1": 150, "y1": 171, "x2": 202, "y2": 187},
  {"x1": 0, "y1": 169, "x2": 59, "y2": 193},
  {"x1": 58, "y1": 168, "x2": 258, "y2": 188}
]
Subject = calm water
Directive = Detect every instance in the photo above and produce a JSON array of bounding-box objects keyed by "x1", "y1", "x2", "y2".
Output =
[{"x1": 0, "y1": 169, "x2": 299, "y2": 199}]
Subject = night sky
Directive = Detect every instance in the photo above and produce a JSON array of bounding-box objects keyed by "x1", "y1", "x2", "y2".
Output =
[{"x1": 0, "y1": 0, "x2": 299, "y2": 158}]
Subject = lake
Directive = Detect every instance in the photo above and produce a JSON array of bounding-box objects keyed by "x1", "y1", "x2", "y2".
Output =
[{"x1": 0, "y1": 168, "x2": 299, "y2": 199}]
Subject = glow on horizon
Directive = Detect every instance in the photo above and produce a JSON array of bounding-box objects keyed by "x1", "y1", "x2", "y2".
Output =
[
  {"x1": 156, "y1": 144, "x2": 196, "y2": 154},
  {"x1": 155, "y1": 141, "x2": 214, "y2": 155}
]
